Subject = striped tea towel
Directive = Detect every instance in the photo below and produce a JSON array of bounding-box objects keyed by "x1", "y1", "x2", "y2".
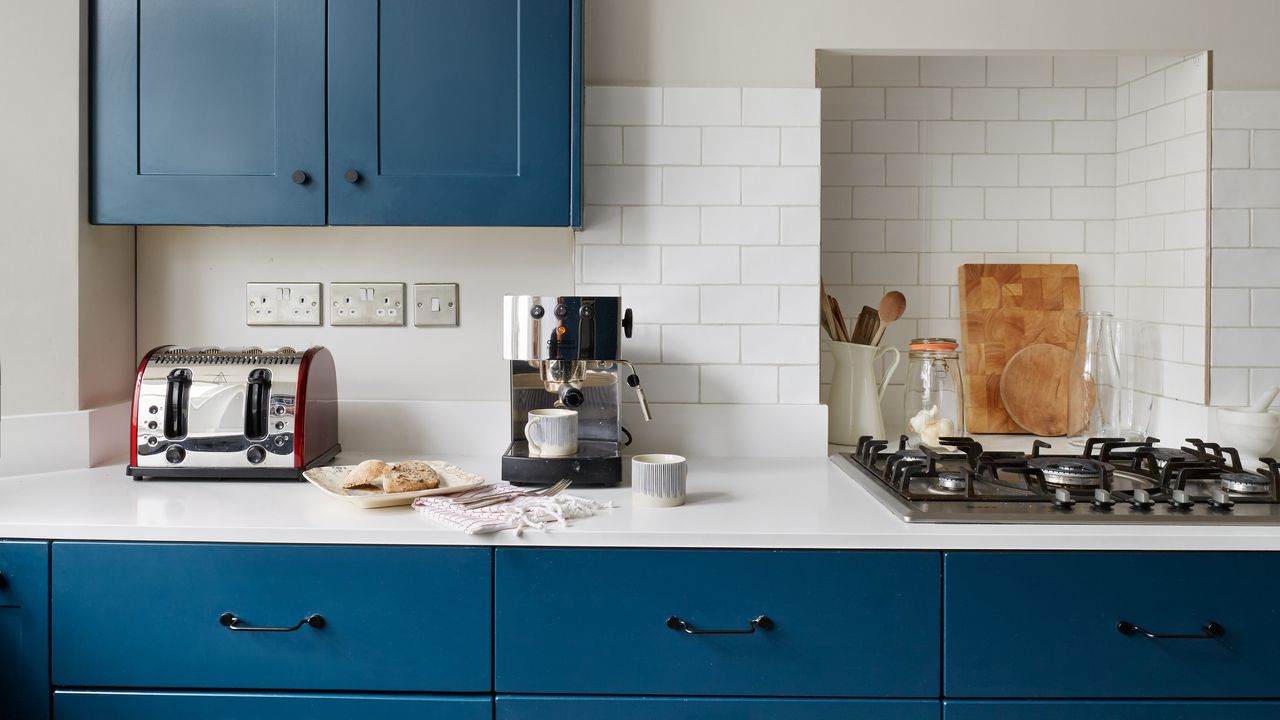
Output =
[{"x1": 412, "y1": 481, "x2": 613, "y2": 535}]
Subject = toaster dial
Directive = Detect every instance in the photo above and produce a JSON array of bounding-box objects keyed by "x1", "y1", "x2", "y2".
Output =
[
  {"x1": 164, "y1": 445, "x2": 186, "y2": 464},
  {"x1": 246, "y1": 445, "x2": 267, "y2": 464}
]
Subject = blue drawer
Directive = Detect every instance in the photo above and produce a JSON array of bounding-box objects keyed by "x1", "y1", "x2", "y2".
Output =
[
  {"x1": 496, "y1": 549, "x2": 940, "y2": 697},
  {"x1": 945, "y1": 552, "x2": 1280, "y2": 698},
  {"x1": 56, "y1": 690, "x2": 491, "y2": 720},
  {"x1": 945, "y1": 701, "x2": 1280, "y2": 719},
  {"x1": 53, "y1": 543, "x2": 491, "y2": 691},
  {"x1": 499, "y1": 696, "x2": 939, "y2": 720},
  {"x1": 0, "y1": 541, "x2": 50, "y2": 720}
]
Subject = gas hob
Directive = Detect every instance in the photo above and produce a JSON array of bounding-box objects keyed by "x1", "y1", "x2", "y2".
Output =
[{"x1": 831, "y1": 435, "x2": 1280, "y2": 524}]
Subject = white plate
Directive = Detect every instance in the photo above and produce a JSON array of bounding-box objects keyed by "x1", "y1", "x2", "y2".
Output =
[{"x1": 303, "y1": 461, "x2": 487, "y2": 508}]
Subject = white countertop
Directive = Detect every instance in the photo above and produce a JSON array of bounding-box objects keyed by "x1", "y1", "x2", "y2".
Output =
[{"x1": 2, "y1": 442, "x2": 1280, "y2": 550}]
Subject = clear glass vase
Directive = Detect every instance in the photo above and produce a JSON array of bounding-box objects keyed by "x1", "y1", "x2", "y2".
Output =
[{"x1": 1067, "y1": 311, "x2": 1121, "y2": 444}]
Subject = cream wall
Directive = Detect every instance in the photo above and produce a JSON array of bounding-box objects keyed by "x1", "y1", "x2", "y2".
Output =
[{"x1": 585, "y1": 0, "x2": 1280, "y2": 89}]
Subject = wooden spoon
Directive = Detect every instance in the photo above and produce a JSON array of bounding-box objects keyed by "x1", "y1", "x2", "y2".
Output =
[{"x1": 870, "y1": 291, "x2": 907, "y2": 346}]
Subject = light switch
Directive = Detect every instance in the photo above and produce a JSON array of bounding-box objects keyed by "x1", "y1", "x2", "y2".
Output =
[{"x1": 414, "y1": 283, "x2": 459, "y2": 327}]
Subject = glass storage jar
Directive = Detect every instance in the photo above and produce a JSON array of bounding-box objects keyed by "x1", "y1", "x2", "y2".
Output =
[{"x1": 904, "y1": 338, "x2": 965, "y2": 447}]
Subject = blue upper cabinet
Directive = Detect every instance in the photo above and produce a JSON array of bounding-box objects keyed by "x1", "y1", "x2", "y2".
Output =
[
  {"x1": 327, "y1": 0, "x2": 582, "y2": 227},
  {"x1": 91, "y1": 0, "x2": 327, "y2": 225}
]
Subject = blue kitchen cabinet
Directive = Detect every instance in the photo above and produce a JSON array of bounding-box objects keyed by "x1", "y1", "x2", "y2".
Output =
[
  {"x1": 499, "y1": 696, "x2": 941, "y2": 720},
  {"x1": 0, "y1": 541, "x2": 50, "y2": 720},
  {"x1": 328, "y1": 0, "x2": 582, "y2": 226},
  {"x1": 91, "y1": 0, "x2": 327, "y2": 225},
  {"x1": 55, "y1": 690, "x2": 492, "y2": 720},
  {"x1": 944, "y1": 701, "x2": 1280, "y2": 719}
]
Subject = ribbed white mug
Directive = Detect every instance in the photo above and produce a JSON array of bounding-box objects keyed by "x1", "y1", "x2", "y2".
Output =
[
  {"x1": 631, "y1": 454, "x2": 687, "y2": 507},
  {"x1": 525, "y1": 409, "x2": 578, "y2": 457}
]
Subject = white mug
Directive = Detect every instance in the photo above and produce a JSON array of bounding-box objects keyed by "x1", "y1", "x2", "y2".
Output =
[
  {"x1": 525, "y1": 408, "x2": 578, "y2": 457},
  {"x1": 631, "y1": 454, "x2": 688, "y2": 507}
]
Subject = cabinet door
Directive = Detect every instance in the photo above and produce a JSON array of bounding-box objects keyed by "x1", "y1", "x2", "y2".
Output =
[
  {"x1": 945, "y1": 701, "x2": 1280, "y2": 720},
  {"x1": 92, "y1": 0, "x2": 326, "y2": 225},
  {"x1": 499, "y1": 696, "x2": 940, "y2": 720},
  {"x1": 56, "y1": 691, "x2": 491, "y2": 720},
  {"x1": 328, "y1": 0, "x2": 581, "y2": 226},
  {"x1": 0, "y1": 541, "x2": 50, "y2": 720}
]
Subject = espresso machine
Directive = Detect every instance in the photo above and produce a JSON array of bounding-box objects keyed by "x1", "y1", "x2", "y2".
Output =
[{"x1": 502, "y1": 295, "x2": 652, "y2": 486}]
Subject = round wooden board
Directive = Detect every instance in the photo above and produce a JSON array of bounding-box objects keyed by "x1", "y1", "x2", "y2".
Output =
[{"x1": 999, "y1": 343, "x2": 1073, "y2": 436}]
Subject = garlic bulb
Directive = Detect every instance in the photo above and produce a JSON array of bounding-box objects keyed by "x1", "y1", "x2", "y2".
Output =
[{"x1": 909, "y1": 405, "x2": 956, "y2": 447}]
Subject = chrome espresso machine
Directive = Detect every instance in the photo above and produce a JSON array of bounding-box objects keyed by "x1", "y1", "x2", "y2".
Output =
[{"x1": 502, "y1": 295, "x2": 652, "y2": 486}]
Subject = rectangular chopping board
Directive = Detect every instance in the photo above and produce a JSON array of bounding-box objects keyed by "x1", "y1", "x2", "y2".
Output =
[{"x1": 958, "y1": 263, "x2": 1081, "y2": 434}]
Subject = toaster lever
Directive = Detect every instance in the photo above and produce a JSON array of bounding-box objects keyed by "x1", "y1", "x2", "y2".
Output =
[
  {"x1": 245, "y1": 369, "x2": 272, "y2": 441},
  {"x1": 164, "y1": 369, "x2": 192, "y2": 440}
]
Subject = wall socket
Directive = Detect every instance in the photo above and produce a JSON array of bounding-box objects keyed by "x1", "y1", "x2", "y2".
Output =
[
  {"x1": 246, "y1": 283, "x2": 322, "y2": 326},
  {"x1": 329, "y1": 282, "x2": 406, "y2": 326}
]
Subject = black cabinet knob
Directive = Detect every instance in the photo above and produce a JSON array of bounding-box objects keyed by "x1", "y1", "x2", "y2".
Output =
[
  {"x1": 291, "y1": 170, "x2": 308, "y2": 184},
  {"x1": 343, "y1": 169, "x2": 360, "y2": 184}
]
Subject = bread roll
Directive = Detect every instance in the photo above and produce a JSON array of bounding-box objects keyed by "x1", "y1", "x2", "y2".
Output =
[
  {"x1": 384, "y1": 460, "x2": 442, "y2": 492},
  {"x1": 343, "y1": 459, "x2": 391, "y2": 489}
]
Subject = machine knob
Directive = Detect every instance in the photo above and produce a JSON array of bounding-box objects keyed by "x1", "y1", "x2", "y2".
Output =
[
  {"x1": 554, "y1": 303, "x2": 569, "y2": 319},
  {"x1": 1052, "y1": 487, "x2": 1076, "y2": 510},
  {"x1": 246, "y1": 445, "x2": 266, "y2": 464},
  {"x1": 579, "y1": 303, "x2": 594, "y2": 319},
  {"x1": 147, "y1": 420, "x2": 158, "y2": 430},
  {"x1": 559, "y1": 386, "x2": 585, "y2": 408},
  {"x1": 273, "y1": 405, "x2": 287, "y2": 416},
  {"x1": 530, "y1": 304, "x2": 545, "y2": 319},
  {"x1": 1092, "y1": 488, "x2": 1116, "y2": 510},
  {"x1": 622, "y1": 308, "x2": 634, "y2": 339},
  {"x1": 1130, "y1": 488, "x2": 1155, "y2": 510},
  {"x1": 291, "y1": 170, "x2": 309, "y2": 184},
  {"x1": 164, "y1": 445, "x2": 186, "y2": 464}
]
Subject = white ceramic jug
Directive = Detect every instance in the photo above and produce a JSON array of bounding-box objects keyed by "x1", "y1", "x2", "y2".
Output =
[{"x1": 827, "y1": 341, "x2": 901, "y2": 446}]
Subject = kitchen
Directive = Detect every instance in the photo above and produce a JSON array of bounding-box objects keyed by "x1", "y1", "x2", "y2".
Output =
[{"x1": 4, "y1": 0, "x2": 1280, "y2": 717}]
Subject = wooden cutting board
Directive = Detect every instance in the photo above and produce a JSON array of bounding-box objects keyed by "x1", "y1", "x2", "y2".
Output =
[
  {"x1": 1000, "y1": 344, "x2": 1073, "y2": 436},
  {"x1": 959, "y1": 264, "x2": 1081, "y2": 434}
]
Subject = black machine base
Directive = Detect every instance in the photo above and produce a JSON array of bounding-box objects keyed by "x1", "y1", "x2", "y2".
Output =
[
  {"x1": 128, "y1": 444, "x2": 341, "y2": 481},
  {"x1": 502, "y1": 440, "x2": 622, "y2": 486}
]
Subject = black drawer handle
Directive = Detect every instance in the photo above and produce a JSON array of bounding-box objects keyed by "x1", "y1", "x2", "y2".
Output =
[
  {"x1": 219, "y1": 612, "x2": 325, "y2": 632},
  {"x1": 1117, "y1": 620, "x2": 1224, "y2": 640},
  {"x1": 666, "y1": 615, "x2": 774, "y2": 635}
]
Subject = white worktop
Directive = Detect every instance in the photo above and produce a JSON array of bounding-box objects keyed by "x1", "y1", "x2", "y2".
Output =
[{"x1": 1, "y1": 442, "x2": 1280, "y2": 550}]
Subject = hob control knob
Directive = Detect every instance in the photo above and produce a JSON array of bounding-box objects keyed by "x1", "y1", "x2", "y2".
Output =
[
  {"x1": 1169, "y1": 489, "x2": 1195, "y2": 510},
  {"x1": 1210, "y1": 487, "x2": 1236, "y2": 511},
  {"x1": 246, "y1": 445, "x2": 266, "y2": 464},
  {"x1": 1130, "y1": 488, "x2": 1155, "y2": 510},
  {"x1": 1092, "y1": 488, "x2": 1116, "y2": 510},
  {"x1": 164, "y1": 445, "x2": 186, "y2": 464},
  {"x1": 1053, "y1": 488, "x2": 1076, "y2": 510}
]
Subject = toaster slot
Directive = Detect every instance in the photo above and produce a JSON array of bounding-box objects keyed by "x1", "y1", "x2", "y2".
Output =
[
  {"x1": 244, "y1": 368, "x2": 272, "y2": 441},
  {"x1": 164, "y1": 369, "x2": 192, "y2": 440}
]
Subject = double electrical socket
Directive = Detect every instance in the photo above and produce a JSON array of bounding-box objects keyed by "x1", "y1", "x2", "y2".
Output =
[{"x1": 246, "y1": 282, "x2": 459, "y2": 327}]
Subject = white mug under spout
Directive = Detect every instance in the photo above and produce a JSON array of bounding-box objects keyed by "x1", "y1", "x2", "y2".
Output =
[{"x1": 525, "y1": 408, "x2": 578, "y2": 457}]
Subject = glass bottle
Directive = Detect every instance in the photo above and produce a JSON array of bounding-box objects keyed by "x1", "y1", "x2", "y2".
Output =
[
  {"x1": 904, "y1": 338, "x2": 965, "y2": 448},
  {"x1": 1067, "y1": 311, "x2": 1121, "y2": 444}
]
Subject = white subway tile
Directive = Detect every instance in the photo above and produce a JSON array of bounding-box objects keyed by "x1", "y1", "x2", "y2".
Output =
[
  {"x1": 576, "y1": 284, "x2": 620, "y2": 297},
  {"x1": 1184, "y1": 93, "x2": 1207, "y2": 134},
  {"x1": 1117, "y1": 56, "x2": 1146, "y2": 84},
  {"x1": 1165, "y1": 55, "x2": 1208, "y2": 102},
  {"x1": 1212, "y1": 91, "x2": 1280, "y2": 130},
  {"x1": 663, "y1": 88, "x2": 741, "y2": 126},
  {"x1": 1054, "y1": 253, "x2": 1114, "y2": 286},
  {"x1": 1085, "y1": 154, "x2": 1115, "y2": 187},
  {"x1": 920, "y1": 187, "x2": 984, "y2": 219},
  {"x1": 1086, "y1": 220, "x2": 1116, "y2": 253},
  {"x1": 821, "y1": 251, "x2": 852, "y2": 284},
  {"x1": 575, "y1": 205, "x2": 622, "y2": 245},
  {"x1": 779, "y1": 286, "x2": 818, "y2": 324},
  {"x1": 822, "y1": 153, "x2": 885, "y2": 186},
  {"x1": 623, "y1": 323, "x2": 662, "y2": 363},
  {"x1": 921, "y1": 56, "x2": 986, "y2": 87},
  {"x1": 581, "y1": 245, "x2": 661, "y2": 284},
  {"x1": 1115, "y1": 151, "x2": 1130, "y2": 185},
  {"x1": 1052, "y1": 187, "x2": 1115, "y2": 219},
  {"x1": 623, "y1": 126, "x2": 701, "y2": 165},
  {"x1": 742, "y1": 167, "x2": 820, "y2": 205},
  {"x1": 621, "y1": 285, "x2": 700, "y2": 324},
  {"x1": 821, "y1": 121, "x2": 852, "y2": 153},
  {"x1": 1086, "y1": 88, "x2": 1116, "y2": 120},
  {"x1": 629, "y1": 364, "x2": 699, "y2": 404},
  {"x1": 851, "y1": 121, "x2": 918, "y2": 153},
  {"x1": 987, "y1": 56, "x2": 1052, "y2": 87},
  {"x1": 585, "y1": 126, "x2": 622, "y2": 164},
  {"x1": 952, "y1": 220, "x2": 1018, "y2": 252},
  {"x1": 1019, "y1": 220, "x2": 1084, "y2": 252},
  {"x1": 822, "y1": 88, "x2": 886, "y2": 120},
  {"x1": 1164, "y1": 133, "x2": 1206, "y2": 175},
  {"x1": 1212, "y1": 328, "x2": 1280, "y2": 367},
  {"x1": 850, "y1": 252, "x2": 919, "y2": 285},
  {"x1": 1214, "y1": 170, "x2": 1280, "y2": 209},
  {"x1": 622, "y1": 206, "x2": 700, "y2": 245},
  {"x1": 1253, "y1": 209, "x2": 1280, "y2": 246},
  {"x1": 1251, "y1": 130, "x2": 1280, "y2": 169},
  {"x1": 1252, "y1": 290, "x2": 1280, "y2": 326},
  {"x1": 886, "y1": 88, "x2": 951, "y2": 120},
  {"x1": 1212, "y1": 288, "x2": 1251, "y2": 327},
  {"x1": 741, "y1": 246, "x2": 820, "y2": 284},
  {"x1": 852, "y1": 187, "x2": 919, "y2": 219},
  {"x1": 885, "y1": 154, "x2": 951, "y2": 186},
  {"x1": 1116, "y1": 114, "x2": 1146, "y2": 152},
  {"x1": 1115, "y1": 84, "x2": 1131, "y2": 121},
  {"x1": 662, "y1": 246, "x2": 740, "y2": 284},
  {"x1": 1164, "y1": 210, "x2": 1207, "y2": 250},
  {"x1": 1114, "y1": 251, "x2": 1147, "y2": 287},
  {"x1": 1211, "y1": 208, "x2": 1249, "y2": 248},
  {"x1": 986, "y1": 188, "x2": 1051, "y2": 219},
  {"x1": 1145, "y1": 176, "x2": 1185, "y2": 215},
  {"x1": 821, "y1": 186, "x2": 852, "y2": 219},
  {"x1": 986, "y1": 122, "x2": 1052, "y2": 153},
  {"x1": 1183, "y1": 244, "x2": 1208, "y2": 284},
  {"x1": 743, "y1": 88, "x2": 819, "y2": 126},
  {"x1": 919, "y1": 121, "x2": 985, "y2": 153},
  {"x1": 702, "y1": 127, "x2": 780, "y2": 166},
  {"x1": 1145, "y1": 250, "x2": 1186, "y2": 288},
  {"x1": 781, "y1": 206, "x2": 821, "y2": 245},
  {"x1": 952, "y1": 88, "x2": 1018, "y2": 120},
  {"x1": 888, "y1": 220, "x2": 951, "y2": 252},
  {"x1": 1116, "y1": 184, "x2": 1147, "y2": 219},
  {"x1": 1212, "y1": 248, "x2": 1280, "y2": 288},
  {"x1": 952, "y1": 155, "x2": 1018, "y2": 187},
  {"x1": 918, "y1": 253, "x2": 985, "y2": 285},
  {"x1": 1129, "y1": 72, "x2": 1166, "y2": 113},
  {"x1": 1144, "y1": 103, "x2": 1184, "y2": 145},
  {"x1": 700, "y1": 365, "x2": 778, "y2": 404},
  {"x1": 1019, "y1": 154, "x2": 1085, "y2": 187},
  {"x1": 585, "y1": 87, "x2": 661, "y2": 125},
  {"x1": 818, "y1": 53, "x2": 853, "y2": 88},
  {"x1": 1210, "y1": 367, "x2": 1249, "y2": 407},
  {"x1": 782, "y1": 128, "x2": 821, "y2": 166},
  {"x1": 1053, "y1": 121, "x2": 1116, "y2": 153},
  {"x1": 585, "y1": 165, "x2": 662, "y2": 204},
  {"x1": 702, "y1": 206, "x2": 779, "y2": 245},
  {"x1": 822, "y1": 219, "x2": 885, "y2": 252},
  {"x1": 1019, "y1": 88, "x2": 1085, "y2": 120},
  {"x1": 1212, "y1": 130, "x2": 1250, "y2": 169},
  {"x1": 1053, "y1": 55, "x2": 1116, "y2": 87},
  {"x1": 662, "y1": 167, "x2": 740, "y2": 206},
  {"x1": 779, "y1": 365, "x2": 820, "y2": 404},
  {"x1": 701, "y1": 286, "x2": 779, "y2": 324},
  {"x1": 1183, "y1": 167, "x2": 1208, "y2": 211},
  {"x1": 1127, "y1": 144, "x2": 1166, "y2": 183},
  {"x1": 742, "y1": 325, "x2": 819, "y2": 364},
  {"x1": 662, "y1": 325, "x2": 739, "y2": 364},
  {"x1": 854, "y1": 56, "x2": 919, "y2": 87}
]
